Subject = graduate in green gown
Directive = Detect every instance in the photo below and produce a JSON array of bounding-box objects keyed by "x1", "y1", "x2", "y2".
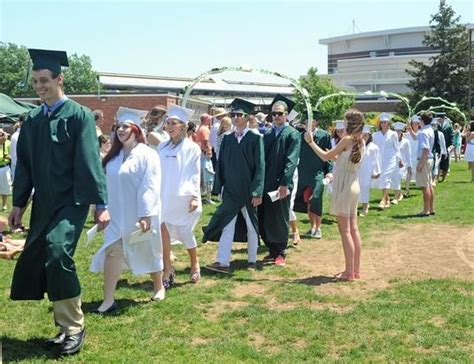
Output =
[
  {"x1": 294, "y1": 117, "x2": 333, "y2": 239},
  {"x1": 8, "y1": 49, "x2": 109, "y2": 356},
  {"x1": 258, "y1": 95, "x2": 301, "y2": 266},
  {"x1": 203, "y1": 99, "x2": 264, "y2": 273}
]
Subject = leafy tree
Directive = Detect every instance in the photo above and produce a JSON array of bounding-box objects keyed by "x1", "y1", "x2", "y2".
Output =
[
  {"x1": 0, "y1": 42, "x2": 98, "y2": 97},
  {"x1": 63, "y1": 54, "x2": 98, "y2": 94},
  {"x1": 406, "y1": 0, "x2": 470, "y2": 110},
  {"x1": 293, "y1": 67, "x2": 354, "y2": 129},
  {"x1": 0, "y1": 42, "x2": 34, "y2": 97}
]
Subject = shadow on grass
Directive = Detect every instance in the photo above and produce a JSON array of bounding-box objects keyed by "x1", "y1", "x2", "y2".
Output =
[
  {"x1": 391, "y1": 214, "x2": 433, "y2": 220},
  {"x1": 82, "y1": 298, "x2": 145, "y2": 315},
  {"x1": 293, "y1": 275, "x2": 339, "y2": 286},
  {"x1": 1, "y1": 336, "x2": 57, "y2": 361}
]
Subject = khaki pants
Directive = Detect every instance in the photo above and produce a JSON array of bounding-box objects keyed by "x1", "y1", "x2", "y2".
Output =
[{"x1": 53, "y1": 295, "x2": 84, "y2": 335}]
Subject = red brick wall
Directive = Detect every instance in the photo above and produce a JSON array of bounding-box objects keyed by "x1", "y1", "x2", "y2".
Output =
[{"x1": 68, "y1": 94, "x2": 179, "y2": 133}]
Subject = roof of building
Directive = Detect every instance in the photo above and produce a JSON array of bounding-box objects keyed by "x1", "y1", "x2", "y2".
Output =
[
  {"x1": 98, "y1": 72, "x2": 295, "y2": 95},
  {"x1": 319, "y1": 23, "x2": 474, "y2": 45}
]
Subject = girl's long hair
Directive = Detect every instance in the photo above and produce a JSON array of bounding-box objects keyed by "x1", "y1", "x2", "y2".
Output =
[
  {"x1": 102, "y1": 123, "x2": 145, "y2": 168},
  {"x1": 344, "y1": 109, "x2": 365, "y2": 164}
]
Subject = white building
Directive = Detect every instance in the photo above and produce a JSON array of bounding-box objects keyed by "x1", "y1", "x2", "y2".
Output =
[{"x1": 319, "y1": 24, "x2": 473, "y2": 94}]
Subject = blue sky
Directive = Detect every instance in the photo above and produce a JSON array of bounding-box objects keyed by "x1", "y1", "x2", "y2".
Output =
[{"x1": 1, "y1": 0, "x2": 473, "y2": 81}]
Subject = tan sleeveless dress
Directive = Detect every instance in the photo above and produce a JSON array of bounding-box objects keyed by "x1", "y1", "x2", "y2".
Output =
[{"x1": 330, "y1": 147, "x2": 364, "y2": 217}]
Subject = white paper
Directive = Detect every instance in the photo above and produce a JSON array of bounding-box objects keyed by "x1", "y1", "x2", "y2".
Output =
[
  {"x1": 86, "y1": 224, "x2": 98, "y2": 246},
  {"x1": 287, "y1": 109, "x2": 299, "y2": 122},
  {"x1": 128, "y1": 228, "x2": 158, "y2": 245},
  {"x1": 267, "y1": 189, "x2": 280, "y2": 202}
]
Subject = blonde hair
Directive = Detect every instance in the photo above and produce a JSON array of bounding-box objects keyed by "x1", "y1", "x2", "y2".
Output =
[
  {"x1": 344, "y1": 109, "x2": 364, "y2": 164},
  {"x1": 218, "y1": 116, "x2": 232, "y2": 135}
]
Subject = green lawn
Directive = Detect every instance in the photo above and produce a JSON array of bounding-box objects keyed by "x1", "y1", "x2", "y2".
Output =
[{"x1": 0, "y1": 161, "x2": 473, "y2": 362}]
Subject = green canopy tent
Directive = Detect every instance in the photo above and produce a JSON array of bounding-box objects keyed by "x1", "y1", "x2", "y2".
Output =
[{"x1": 0, "y1": 93, "x2": 36, "y2": 123}]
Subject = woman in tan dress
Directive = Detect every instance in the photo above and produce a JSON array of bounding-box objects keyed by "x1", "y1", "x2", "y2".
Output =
[{"x1": 305, "y1": 109, "x2": 365, "y2": 281}]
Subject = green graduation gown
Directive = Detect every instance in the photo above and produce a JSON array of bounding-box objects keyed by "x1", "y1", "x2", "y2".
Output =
[
  {"x1": 294, "y1": 128, "x2": 333, "y2": 215},
  {"x1": 258, "y1": 125, "x2": 300, "y2": 250},
  {"x1": 202, "y1": 131, "x2": 264, "y2": 243},
  {"x1": 11, "y1": 98, "x2": 107, "y2": 302}
]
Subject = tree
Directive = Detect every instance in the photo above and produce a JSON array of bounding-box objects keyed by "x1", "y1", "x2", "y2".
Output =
[
  {"x1": 63, "y1": 54, "x2": 98, "y2": 94},
  {"x1": 0, "y1": 42, "x2": 34, "y2": 97},
  {"x1": 0, "y1": 42, "x2": 98, "y2": 97},
  {"x1": 406, "y1": 0, "x2": 470, "y2": 110},
  {"x1": 293, "y1": 67, "x2": 354, "y2": 129}
]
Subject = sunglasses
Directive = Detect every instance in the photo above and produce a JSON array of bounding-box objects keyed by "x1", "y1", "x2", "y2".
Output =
[
  {"x1": 271, "y1": 111, "x2": 285, "y2": 117},
  {"x1": 230, "y1": 112, "x2": 246, "y2": 118}
]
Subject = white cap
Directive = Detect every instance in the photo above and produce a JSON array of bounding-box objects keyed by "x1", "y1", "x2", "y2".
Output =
[
  {"x1": 393, "y1": 121, "x2": 405, "y2": 131},
  {"x1": 335, "y1": 120, "x2": 345, "y2": 130},
  {"x1": 116, "y1": 106, "x2": 148, "y2": 126},
  {"x1": 167, "y1": 105, "x2": 194, "y2": 125},
  {"x1": 411, "y1": 115, "x2": 421, "y2": 123},
  {"x1": 379, "y1": 112, "x2": 391, "y2": 122},
  {"x1": 362, "y1": 124, "x2": 372, "y2": 134}
]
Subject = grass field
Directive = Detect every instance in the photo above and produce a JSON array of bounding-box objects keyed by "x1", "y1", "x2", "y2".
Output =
[{"x1": 0, "y1": 161, "x2": 473, "y2": 363}]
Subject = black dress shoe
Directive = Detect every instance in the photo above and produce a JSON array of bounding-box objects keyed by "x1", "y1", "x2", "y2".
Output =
[
  {"x1": 45, "y1": 332, "x2": 66, "y2": 347},
  {"x1": 59, "y1": 329, "x2": 85, "y2": 356},
  {"x1": 92, "y1": 301, "x2": 118, "y2": 314}
]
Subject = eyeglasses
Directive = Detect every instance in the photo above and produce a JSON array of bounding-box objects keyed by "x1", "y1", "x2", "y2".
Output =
[
  {"x1": 271, "y1": 111, "x2": 285, "y2": 117},
  {"x1": 230, "y1": 112, "x2": 246, "y2": 118}
]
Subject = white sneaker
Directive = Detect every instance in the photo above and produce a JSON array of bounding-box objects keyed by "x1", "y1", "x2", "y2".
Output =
[
  {"x1": 314, "y1": 228, "x2": 322, "y2": 239},
  {"x1": 151, "y1": 288, "x2": 166, "y2": 301}
]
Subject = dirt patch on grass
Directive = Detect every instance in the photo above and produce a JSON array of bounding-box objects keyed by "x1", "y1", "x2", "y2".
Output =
[{"x1": 282, "y1": 224, "x2": 474, "y2": 298}]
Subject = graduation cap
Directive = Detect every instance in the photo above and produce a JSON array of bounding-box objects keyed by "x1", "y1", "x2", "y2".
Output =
[
  {"x1": 270, "y1": 94, "x2": 295, "y2": 113},
  {"x1": 393, "y1": 121, "x2": 406, "y2": 131},
  {"x1": 167, "y1": 105, "x2": 194, "y2": 125},
  {"x1": 28, "y1": 49, "x2": 69, "y2": 74},
  {"x1": 334, "y1": 120, "x2": 345, "y2": 130},
  {"x1": 379, "y1": 112, "x2": 392, "y2": 122},
  {"x1": 229, "y1": 98, "x2": 256, "y2": 114},
  {"x1": 116, "y1": 106, "x2": 148, "y2": 126},
  {"x1": 362, "y1": 124, "x2": 373, "y2": 134}
]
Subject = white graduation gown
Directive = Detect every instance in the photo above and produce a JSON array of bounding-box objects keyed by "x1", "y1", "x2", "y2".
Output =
[
  {"x1": 159, "y1": 138, "x2": 202, "y2": 243},
  {"x1": 390, "y1": 137, "x2": 412, "y2": 190},
  {"x1": 358, "y1": 143, "x2": 381, "y2": 204},
  {"x1": 406, "y1": 132, "x2": 419, "y2": 182},
  {"x1": 373, "y1": 129, "x2": 400, "y2": 189},
  {"x1": 90, "y1": 143, "x2": 163, "y2": 275}
]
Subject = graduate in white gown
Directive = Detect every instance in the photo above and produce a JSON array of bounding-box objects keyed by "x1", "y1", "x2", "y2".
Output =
[
  {"x1": 358, "y1": 125, "x2": 381, "y2": 216},
  {"x1": 372, "y1": 113, "x2": 400, "y2": 209},
  {"x1": 405, "y1": 116, "x2": 421, "y2": 195},
  {"x1": 159, "y1": 105, "x2": 202, "y2": 287},
  {"x1": 390, "y1": 122, "x2": 412, "y2": 204},
  {"x1": 90, "y1": 107, "x2": 165, "y2": 313}
]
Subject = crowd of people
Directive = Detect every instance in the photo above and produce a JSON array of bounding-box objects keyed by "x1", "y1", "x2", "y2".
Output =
[{"x1": 1, "y1": 48, "x2": 474, "y2": 357}]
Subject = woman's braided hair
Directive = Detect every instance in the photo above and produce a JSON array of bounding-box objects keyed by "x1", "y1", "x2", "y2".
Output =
[{"x1": 344, "y1": 109, "x2": 365, "y2": 164}]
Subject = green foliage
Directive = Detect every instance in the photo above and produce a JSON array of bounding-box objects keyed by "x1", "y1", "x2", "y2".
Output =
[
  {"x1": 0, "y1": 42, "x2": 35, "y2": 97},
  {"x1": 0, "y1": 42, "x2": 98, "y2": 97},
  {"x1": 293, "y1": 67, "x2": 354, "y2": 129},
  {"x1": 406, "y1": 0, "x2": 470, "y2": 110},
  {"x1": 63, "y1": 54, "x2": 98, "y2": 94}
]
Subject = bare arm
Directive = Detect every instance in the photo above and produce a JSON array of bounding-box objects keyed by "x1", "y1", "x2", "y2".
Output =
[{"x1": 304, "y1": 133, "x2": 352, "y2": 161}]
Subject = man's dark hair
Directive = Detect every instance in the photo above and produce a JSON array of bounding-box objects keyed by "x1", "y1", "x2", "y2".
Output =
[
  {"x1": 420, "y1": 112, "x2": 433, "y2": 125},
  {"x1": 93, "y1": 110, "x2": 103, "y2": 121}
]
